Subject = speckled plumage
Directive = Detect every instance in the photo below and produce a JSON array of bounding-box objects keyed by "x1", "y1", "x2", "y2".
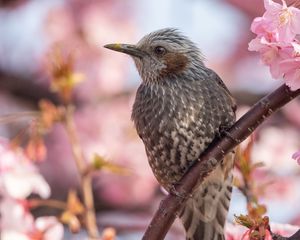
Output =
[
  {"x1": 105, "y1": 28, "x2": 236, "y2": 240},
  {"x1": 132, "y1": 70, "x2": 235, "y2": 188}
]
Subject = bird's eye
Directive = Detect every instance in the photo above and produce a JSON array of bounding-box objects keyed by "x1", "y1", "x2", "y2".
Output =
[{"x1": 154, "y1": 46, "x2": 166, "y2": 56}]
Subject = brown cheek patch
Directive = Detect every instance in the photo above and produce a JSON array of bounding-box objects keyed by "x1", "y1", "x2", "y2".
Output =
[{"x1": 161, "y1": 52, "x2": 189, "y2": 76}]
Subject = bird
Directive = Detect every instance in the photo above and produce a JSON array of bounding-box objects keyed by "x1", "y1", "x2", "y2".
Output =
[{"x1": 104, "y1": 28, "x2": 236, "y2": 240}]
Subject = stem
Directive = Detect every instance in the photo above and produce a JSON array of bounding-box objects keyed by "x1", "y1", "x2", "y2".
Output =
[
  {"x1": 64, "y1": 105, "x2": 99, "y2": 239},
  {"x1": 239, "y1": 171, "x2": 256, "y2": 205},
  {"x1": 0, "y1": 111, "x2": 39, "y2": 125},
  {"x1": 29, "y1": 199, "x2": 67, "y2": 210},
  {"x1": 142, "y1": 85, "x2": 300, "y2": 240}
]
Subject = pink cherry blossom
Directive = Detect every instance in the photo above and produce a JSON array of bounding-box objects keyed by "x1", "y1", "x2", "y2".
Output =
[
  {"x1": 292, "y1": 150, "x2": 300, "y2": 165},
  {"x1": 263, "y1": 0, "x2": 300, "y2": 42},
  {"x1": 0, "y1": 140, "x2": 50, "y2": 199},
  {"x1": 251, "y1": 17, "x2": 277, "y2": 41},
  {"x1": 279, "y1": 57, "x2": 300, "y2": 90},
  {"x1": 248, "y1": 36, "x2": 293, "y2": 78}
]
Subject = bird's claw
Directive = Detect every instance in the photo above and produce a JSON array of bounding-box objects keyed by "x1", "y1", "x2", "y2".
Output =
[
  {"x1": 169, "y1": 185, "x2": 192, "y2": 199},
  {"x1": 219, "y1": 127, "x2": 240, "y2": 144}
]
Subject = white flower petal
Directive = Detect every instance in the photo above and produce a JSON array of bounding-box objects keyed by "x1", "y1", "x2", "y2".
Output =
[
  {"x1": 0, "y1": 141, "x2": 50, "y2": 199},
  {"x1": 1, "y1": 231, "x2": 30, "y2": 240},
  {"x1": 0, "y1": 197, "x2": 34, "y2": 231},
  {"x1": 35, "y1": 217, "x2": 64, "y2": 240}
]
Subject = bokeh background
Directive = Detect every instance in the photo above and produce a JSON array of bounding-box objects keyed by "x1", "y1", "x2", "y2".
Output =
[{"x1": 0, "y1": 0, "x2": 300, "y2": 239}]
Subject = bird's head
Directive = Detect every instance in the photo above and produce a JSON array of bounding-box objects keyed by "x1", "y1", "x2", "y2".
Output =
[{"x1": 104, "y1": 28, "x2": 205, "y2": 83}]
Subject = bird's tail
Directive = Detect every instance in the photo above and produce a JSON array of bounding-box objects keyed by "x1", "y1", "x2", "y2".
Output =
[{"x1": 179, "y1": 155, "x2": 234, "y2": 240}]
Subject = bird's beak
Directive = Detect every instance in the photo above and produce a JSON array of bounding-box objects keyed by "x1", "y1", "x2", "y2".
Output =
[{"x1": 104, "y1": 43, "x2": 145, "y2": 58}]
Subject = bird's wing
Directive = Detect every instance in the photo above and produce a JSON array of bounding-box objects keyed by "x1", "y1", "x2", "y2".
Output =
[{"x1": 208, "y1": 69, "x2": 237, "y2": 113}]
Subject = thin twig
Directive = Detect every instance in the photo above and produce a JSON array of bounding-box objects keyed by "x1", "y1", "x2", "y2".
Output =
[
  {"x1": 142, "y1": 84, "x2": 300, "y2": 240},
  {"x1": 28, "y1": 198, "x2": 67, "y2": 210},
  {"x1": 63, "y1": 105, "x2": 99, "y2": 239},
  {"x1": 0, "y1": 111, "x2": 39, "y2": 125}
]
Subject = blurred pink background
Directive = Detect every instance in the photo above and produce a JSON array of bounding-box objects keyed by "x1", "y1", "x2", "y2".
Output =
[{"x1": 0, "y1": 0, "x2": 299, "y2": 239}]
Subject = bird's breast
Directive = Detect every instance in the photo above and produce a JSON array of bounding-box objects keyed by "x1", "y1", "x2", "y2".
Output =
[{"x1": 132, "y1": 82, "x2": 218, "y2": 188}]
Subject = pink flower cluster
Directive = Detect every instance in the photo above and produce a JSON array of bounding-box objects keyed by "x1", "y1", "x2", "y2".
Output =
[
  {"x1": 225, "y1": 222, "x2": 299, "y2": 240},
  {"x1": 0, "y1": 139, "x2": 63, "y2": 240},
  {"x1": 249, "y1": 0, "x2": 300, "y2": 90}
]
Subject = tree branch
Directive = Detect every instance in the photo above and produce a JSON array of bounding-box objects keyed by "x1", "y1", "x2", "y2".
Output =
[{"x1": 142, "y1": 84, "x2": 300, "y2": 240}]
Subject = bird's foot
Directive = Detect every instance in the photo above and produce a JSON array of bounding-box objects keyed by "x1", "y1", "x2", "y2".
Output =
[
  {"x1": 169, "y1": 184, "x2": 192, "y2": 199},
  {"x1": 221, "y1": 129, "x2": 241, "y2": 144}
]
